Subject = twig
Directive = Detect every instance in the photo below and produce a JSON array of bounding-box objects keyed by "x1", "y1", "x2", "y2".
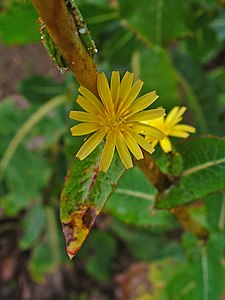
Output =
[{"x1": 32, "y1": 0, "x2": 98, "y2": 96}]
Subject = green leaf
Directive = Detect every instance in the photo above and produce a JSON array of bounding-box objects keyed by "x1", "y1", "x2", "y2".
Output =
[
  {"x1": 204, "y1": 190, "x2": 225, "y2": 232},
  {"x1": 60, "y1": 144, "x2": 125, "y2": 259},
  {"x1": 19, "y1": 202, "x2": 47, "y2": 250},
  {"x1": 106, "y1": 166, "x2": 175, "y2": 227},
  {"x1": 0, "y1": 1, "x2": 39, "y2": 45},
  {"x1": 78, "y1": 231, "x2": 117, "y2": 282},
  {"x1": 183, "y1": 12, "x2": 221, "y2": 62},
  {"x1": 139, "y1": 47, "x2": 179, "y2": 109},
  {"x1": 168, "y1": 231, "x2": 224, "y2": 300},
  {"x1": 0, "y1": 99, "x2": 30, "y2": 155},
  {"x1": 111, "y1": 220, "x2": 181, "y2": 261},
  {"x1": 204, "y1": 233, "x2": 225, "y2": 300},
  {"x1": 118, "y1": 0, "x2": 190, "y2": 45},
  {"x1": 156, "y1": 137, "x2": 225, "y2": 209},
  {"x1": 19, "y1": 76, "x2": 66, "y2": 104},
  {"x1": 211, "y1": 10, "x2": 225, "y2": 41},
  {"x1": 2, "y1": 146, "x2": 51, "y2": 215},
  {"x1": 172, "y1": 51, "x2": 222, "y2": 134},
  {"x1": 29, "y1": 207, "x2": 67, "y2": 282}
]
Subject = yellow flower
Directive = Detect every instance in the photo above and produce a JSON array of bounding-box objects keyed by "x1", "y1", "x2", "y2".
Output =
[
  {"x1": 144, "y1": 106, "x2": 196, "y2": 153},
  {"x1": 70, "y1": 71, "x2": 165, "y2": 172}
]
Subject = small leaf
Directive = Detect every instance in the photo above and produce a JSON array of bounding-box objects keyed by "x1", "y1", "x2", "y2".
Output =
[
  {"x1": 60, "y1": 144, "x2": 125, "y2": 259},
  {"x1": 156, "y1": 137, "x2": 225, "y2": 209}
]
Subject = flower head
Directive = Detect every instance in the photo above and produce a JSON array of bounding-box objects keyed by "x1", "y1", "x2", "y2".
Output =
[
  {"x1": 144, "y1": 106, "x2": 196, "y2": 153},
  {"x1": 70, "y1": 71, "x2": 165, "y2": 172}
]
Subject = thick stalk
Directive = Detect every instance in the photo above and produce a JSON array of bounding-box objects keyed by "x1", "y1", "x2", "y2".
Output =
[
  {"x1": 135, "y1": 150, "x2": 171, "y2": 192},
  {"x1": 32, "y1": 0, "x2": 98, "y2": 96}
]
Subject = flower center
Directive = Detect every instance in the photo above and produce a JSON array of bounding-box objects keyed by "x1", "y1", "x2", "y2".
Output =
[{"x1": 104, "y1": 116, "x2": 126, "y2": 131}]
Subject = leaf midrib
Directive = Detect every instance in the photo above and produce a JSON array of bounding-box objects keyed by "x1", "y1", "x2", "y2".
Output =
[
  {"x1": 115, "y1": 188, "x2": 155, "y2": 201},
  {"x1": 182, "y1": 157, "x2": 225, "y2": 177}
]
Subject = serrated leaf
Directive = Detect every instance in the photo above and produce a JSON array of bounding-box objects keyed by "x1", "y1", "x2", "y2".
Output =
[
  {"x1": 156, "y1": 137, "x2": 225, "y2": 209},
  {"x1": 0, "y1": 1, "x2": 39, "y2": 45},
  {"x1": 60, "y1": 145, "x2": 125, "y2": 259},
  {"x1": 106, "y1": 167, "x2": 174, "y2": 227}
]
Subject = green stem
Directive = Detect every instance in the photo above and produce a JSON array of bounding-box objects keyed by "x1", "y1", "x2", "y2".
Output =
[
  {"x1": 175, "y1": 69, "x2": 209, "y2": 133},
  {"x1": 0, "y1": 95, "x2": 68, "y2": 178}
]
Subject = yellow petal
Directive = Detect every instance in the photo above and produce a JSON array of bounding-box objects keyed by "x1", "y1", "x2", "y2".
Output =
[
  {"x1": 126, "y1": 108, "x2": 165, "y2": 122},
  {"x1": 118, "y1": 79, "x2": 143, "y2": 114},
  {"x1": 160, "y1": 137, "x2": 172, "y2": 153},
  {"x1": 128, "y1": 130, "x2": 155, "y2": 154},
  {"x1": 99, "y1": 133, "x2": 116, "y2": 172},
  {"x1": 76, "y1": 129, "x2": 106, "y2": 160},
  {"x1": 150, "y1": 139, "x2": 158, "y2": 148},
  {"x1": 69, "y1": 111, "x2": 97, "y2": 122},
  {"x1": 165, "y1": 106, "x2": 186, "y2": 126},
  {"x1": 70, "y1": 123, "x2": 99, "y2": 136},
  {"x1": 169, "y1": 131, "x2": 190, "y2": 138},
  {"x1": 172, "y1": 124, "x2": 196, "y2": 133},
  {"x1": 76, "y1": 95, "x2": 104, "y2": 116},
  {"x1": 115, "y1": 130, "x2": 133, "y2": 169},
  {"x1": 127, "y1": 91, "x2": 159, "y2": 116},
  {"x1": 97, "y1": 73, "x2": 114, "y2": 113},
  {"x1": 123, "y1": 131, "x2": 143, "y2": 160},
  {"x1": 119, "y1": 72, "x2": 134, "y2": 103},
  {"x1": 131, "y1": 123, "x2": 164, "y2": 140},
  {"x1": 110, "y1": 71, "x2": 120, "y2": 109}
]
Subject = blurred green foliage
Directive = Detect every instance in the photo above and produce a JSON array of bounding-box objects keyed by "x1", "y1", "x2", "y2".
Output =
[{"x1": 0, "y1": 0, "x2": 225, "y2": 299}]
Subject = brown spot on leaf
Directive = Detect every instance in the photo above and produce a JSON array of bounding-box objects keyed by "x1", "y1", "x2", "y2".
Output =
[
  {"x1": 62, "y1": 223, "x2": 74, "y2": 247},
  {"x1": 82, "y1": 208, "x2": 96, "y2": 229}
]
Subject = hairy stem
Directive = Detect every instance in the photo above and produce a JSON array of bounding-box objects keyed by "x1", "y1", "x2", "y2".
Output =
[{"x1": 32, "y1": 0, "x2": 98, "y2": 96}]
